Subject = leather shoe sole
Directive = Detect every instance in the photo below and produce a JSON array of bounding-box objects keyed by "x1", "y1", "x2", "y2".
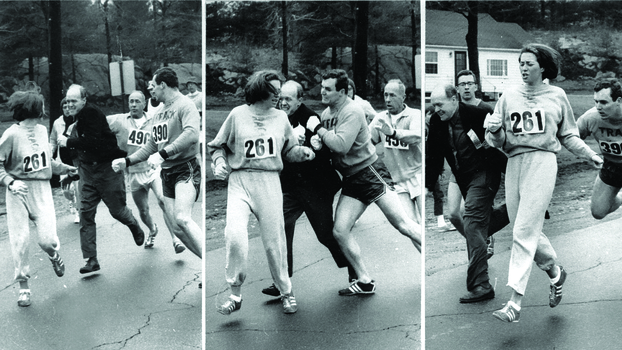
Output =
[{"x1": 459, "y1": 289, "x2": 495, "y2": 303}]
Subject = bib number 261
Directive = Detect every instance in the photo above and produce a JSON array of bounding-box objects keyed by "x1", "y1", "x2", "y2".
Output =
[
  {"x1": 23, "y1": 151, "x2": 49, "y2": 173},
  {"x1": 511, "y1": 110, "x2": 545, "y2": 135},
  {"x1": 244, "y1": 137, "x2": 275, "y2": 159}
]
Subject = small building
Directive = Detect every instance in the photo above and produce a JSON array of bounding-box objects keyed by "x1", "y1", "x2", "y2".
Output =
[{"x1": 425, "y1": 9, "x2": 534, "y2": 100}]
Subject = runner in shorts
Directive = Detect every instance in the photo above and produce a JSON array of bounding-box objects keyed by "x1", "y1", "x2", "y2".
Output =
[
  {"x1": 369, "y1": 79, "x2": 423, "y2": 225},
  {"x1": 108, "y1": 91, "x2": 186, "y2": 253},
  {"x1": 578, "y1": 79, "x2": 622, "y2": 220},
  {"x1": 113, "y1": 67, "x2": 202, "y2": 262},
  {"x1": 306, "y1": 69, "x2": 421, "y2": 296}
]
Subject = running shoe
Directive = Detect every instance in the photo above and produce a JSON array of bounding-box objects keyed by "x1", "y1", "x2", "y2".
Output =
[
  {"x1": 486, "y1": 236, "x2": 495, "y2": 260},
  {"x1": 218, "y1": 296, "x2": 242, "y2": 315},
  {"x1": 281, "y1": 292, "x2": 298, "y2": 314},
  {"x1": 144, "y1": 224, "x2": 158, "y2": 249},
  {"x1": 262, "y1": 284, "x2": 280, "y2": 297},
  {"x1": 49, "y1": 252, "x2": 65, "y2": 277},
  {"x1": 549, "y1": 266, "x2": 567, "y2": 308},
  {"x1": 174, "y1": 242, "x2": 186, "y2": 254},
  {"x1": 493, "y1": 302, "x2": 520, "y2": 323},
  {"x1": 338, "y1": 280, "x2": 376, "y2": 296},
  {"x1": 17, "y1": 289, "x2": 31, "y2": 307}
]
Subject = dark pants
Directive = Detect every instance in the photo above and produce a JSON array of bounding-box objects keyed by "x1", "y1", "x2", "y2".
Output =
[
  {"x1": 456, "y1": 169, "x2": 506, "y2": 291},
  {"x1": 432, "y1": 180, "x2": 444, "y2": 216},
  {"x1": 282, "y1": 184, "x2": 351, "y2": 277},
  {"x1": 79, "y1": 162, "x2": 141, "y2": 258}
]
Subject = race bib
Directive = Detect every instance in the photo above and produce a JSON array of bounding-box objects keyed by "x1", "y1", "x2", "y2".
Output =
[
  {"x1": 599, "y1": 140, "x2": 622, "y2": 156},
  {"x1": 127, "y1": 129, "x2": 150, "y2": 146},
  {"x1": 244, "y1": 136, "x2": 276, "y2": 159},
  {"x1": 23, "y1": 150, "x2": 49, "y2": 173},
  {"x1": 510, "y1": 109, "x2": 546, "y2": 135},
  {"x1": 152, "y1": 122, "x2": 168, "y2": 144},
  {"x1": 384, "y1": 135, "x2": 409, "y2": 150}
]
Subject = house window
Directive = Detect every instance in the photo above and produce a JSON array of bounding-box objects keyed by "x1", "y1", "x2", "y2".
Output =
[
  {"x1": 487, "y1": 59, "x2": 507, "y2": 76},
  {"x1": 426, "y1": 51, "x2": 438, "y2": 74}
]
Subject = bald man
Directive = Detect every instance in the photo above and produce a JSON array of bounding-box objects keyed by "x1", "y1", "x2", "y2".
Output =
[
  {"x1": 107, "y1": 91, "x2": 186, "y2": 254},
  {"x1": 260, "y1": 81, "x2": 353, "y2": 296},
  {"x1": 427, "y1": 84, "x2": 508, "y2": 303},
  {"x1": 59, "y1": 84, "x2": 145, "y2": 274}
]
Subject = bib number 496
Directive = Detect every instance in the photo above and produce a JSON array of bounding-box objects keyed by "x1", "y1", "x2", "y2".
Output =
[
  {"x1": 23, "y1": 151, "x2": 49, "y2": 173},
  {"x1": 244, "y1": 137, "x2": 275, "y2": 159}
]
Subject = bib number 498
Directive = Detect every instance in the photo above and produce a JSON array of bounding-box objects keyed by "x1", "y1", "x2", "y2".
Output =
[
  {"x1": 23, "y1": 151, "x2": 49, "y2": 173},
  {"x1": 244, "y1": 137, "x2": 275, "y2": 159}
]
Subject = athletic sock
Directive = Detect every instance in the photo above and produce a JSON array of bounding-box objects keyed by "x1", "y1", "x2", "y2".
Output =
[
  {"x1": 436, "y1": 215, "x2": 446, "y2": 227},
  {"x1": 230, "y1": 294, "x2": 241, "y2": 302},
  {"x1": 549, "y1": 265, "x2": 561, "y2": 284},
  {"x1": 508, "y1": 300, "x2": 520, "y2": 311}
]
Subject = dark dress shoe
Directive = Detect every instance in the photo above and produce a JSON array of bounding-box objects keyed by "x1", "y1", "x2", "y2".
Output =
[
  {"x1": 80, "y1": 257, "x2": 100, "y2": 274},
  {"x1": 459, "y1": 285, "x2": 495, "y2": 303},
  {"x1": 130, "y1": 224, "x2": 145, "y2": 246}
]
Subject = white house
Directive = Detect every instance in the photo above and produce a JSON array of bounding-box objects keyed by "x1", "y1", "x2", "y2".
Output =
[{"x1": 425, "y1": 9, "x2": 533, "y2": 100}]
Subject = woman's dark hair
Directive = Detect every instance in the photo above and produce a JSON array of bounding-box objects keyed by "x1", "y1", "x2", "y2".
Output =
[
  {"x1": 8, "y1": 91, "x2": 44, "y2": 121},
  {"x1": 520, "y1": 44, "x2": 561, "y2": 81},
  {"x1": 244, "y1": 70, "x2": 282, "y2": 105}
]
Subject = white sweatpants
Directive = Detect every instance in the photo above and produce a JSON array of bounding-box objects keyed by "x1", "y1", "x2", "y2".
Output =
[
  {"x1": 224, "y1": 170, "x2": 292, "y2": 295},
  {"x1": 506, "y1": 151, "x2": 557, "y2": 295},
  {"x1": 6, "y1": 180, "x2": 59, "y2": 282}
]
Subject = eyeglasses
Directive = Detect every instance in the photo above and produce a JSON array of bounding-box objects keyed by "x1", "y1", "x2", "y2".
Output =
[{"x1": 457, "y1": 82, "x2": 476, "y2": 87}]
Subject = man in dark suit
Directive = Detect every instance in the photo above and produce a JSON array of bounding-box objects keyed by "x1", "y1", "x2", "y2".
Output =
[
  {"x1": 427, "y1": 84, "x2": 509, "y2": 303},
  {"x1": 59, "y1": 84, "x2": 145, "y2": 274},
  {"x1": 261, "y1": 80, "x2": 354, "y2": 296}
]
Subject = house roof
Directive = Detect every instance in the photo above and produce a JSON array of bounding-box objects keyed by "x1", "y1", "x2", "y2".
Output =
[{"x1": 426, "y1": 9, "x2": 533, "y2": 50}]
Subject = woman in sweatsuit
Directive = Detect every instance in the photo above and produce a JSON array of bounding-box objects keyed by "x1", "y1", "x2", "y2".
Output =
[
  {"x1": 209, "y1": 70, "x2": 315, "y2": 315},
  {"x1": 0, "y1": 91, "x2": 77, "y2": 307},
  {"x1": 486, "y1": 44, "x2": 603, "y2": 322}
]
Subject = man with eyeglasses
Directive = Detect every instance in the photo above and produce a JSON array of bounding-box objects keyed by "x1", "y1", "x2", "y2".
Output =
[
  {"x1": 449, "y1": 71, "x2": 499, "y2": 258},
  {"x1": 59, "y1": 84, "x2": 145, "y2": 274},
  {"x1": 427, "y1": 83, "x2": 508, "y2": 303}
]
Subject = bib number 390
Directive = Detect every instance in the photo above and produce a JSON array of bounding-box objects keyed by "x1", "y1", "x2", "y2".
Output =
[
  {"x1": 244, "y1": 137, "x2": 276, "y2": 159},
  {"x1": 23, "y1": 151, "x2": 49, "y2": 173},
  {"x1": 511, "y1": 109, "x2": 545, "y2": 135},
  {"x1": 599, "y1": 140, "x2": 622, "y2": 156},
  {"x1": 152, "y1": 122, "x2": 168, "y2": 144}
]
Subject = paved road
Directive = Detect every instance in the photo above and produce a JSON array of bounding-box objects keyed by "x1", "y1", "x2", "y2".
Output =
[
  {"x1": 425, "y1": 218, "x2": 622, "y2": 350},
  {"x1": 0, "y1": 190, "x2": 202, "y2": 350},
  {"x1": 205, "y1": 203, "x2": 421, "y2": 350}
]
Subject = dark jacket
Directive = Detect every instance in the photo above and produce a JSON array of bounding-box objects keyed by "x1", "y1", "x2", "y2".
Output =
[
  {"x1": 280, "y1": 103, "x2": 341, "y2": 195},
  {"x1": 426, "y1": 102, "x2": 507, "y2": 189},
  {"x1": 66, "y1": 103, "x2": 127, "y2": 164}
]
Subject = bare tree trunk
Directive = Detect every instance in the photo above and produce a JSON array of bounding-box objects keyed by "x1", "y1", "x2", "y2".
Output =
[
  {"x1": 374, "y1": 45, "x2": 379, "y2": 94},
  {"x1": 281, "y1": 1, "x2": 288, "y2": 78},
  {"x1": 352, "y1": 1, "x2": 368, "y2": 99},
  {"x1": 411, "y1": 1, "x2": 418, "y2": 97},
  {"x1": 48, "y1": 0, "x2": 63, "y2": 131},
  {"x1": 465, "y1": 1, "x2": 480, "y2": 86},
  {"x1": 28, "y1": 56, "x2": 34, "y2": 81},
  {"x1": 331, "y1": 46, "x2": 337, "y2": 68},
  {"x1": 103, "y1": 0, "x2": 112, "y2": 64}
]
